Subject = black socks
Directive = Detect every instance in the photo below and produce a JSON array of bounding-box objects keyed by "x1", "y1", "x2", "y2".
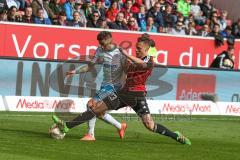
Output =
[
  {"x1": 66, "y1": 110, "x2": 96, "y2": 129},
  {"x1": 153, "y1": 124, "x2": 178, "y2": 140}
]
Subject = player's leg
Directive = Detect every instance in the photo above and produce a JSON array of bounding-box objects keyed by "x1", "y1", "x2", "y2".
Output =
[
  {"x1": 101, "y1": 112, "x2": 127, "y2": 139},
  {"x1": 80, "y1": 98, "x2": 99, "y2": 141},
  {"x1": 100, "y1": 91, "x2": 128, "y2": 139},
  {"x1": 141, "y1": 114, "x2": 191, "y2": 145},
  {"x1": 82, "y1": 95, "x2": 126, "y2": 140},
  {"x1": 80, "y1": 101, "x2": 126, "y2": 140},
  {"x1": 132, "y1": 97, "x2": 191, "y2": 145},
  {"x1": 52, "y1": 100, "x2": 108, "y2": 133},
  {"x1": 80, "y1": 105, "x2": 97, "y2": 141}
]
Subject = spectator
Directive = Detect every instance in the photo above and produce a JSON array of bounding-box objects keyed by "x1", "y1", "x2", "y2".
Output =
[
  {"x1": 210, "y1": 45, "x2": 235, "y2": 69},
  {"x1": 7, "y1": 6, "x2": 21, "y2": 22},
  {"x1": 121, "y1": 0, "x2": 134, "y2": 21},
  {"x1": 198, "y1": 24, "x2": 210, "y2": 37},
  {"x1": 43, "y1": 0, "x2": 58, "y2": 20},
  {"x1": 131, "y1": 0, "x2": 142, "y2": 14},
  {"x1": 16, "y1": 0, "x2": 25, "y2": 11},
  {"x1": 147, "y1": 2, "x2": 164, "y2": 27},
  {"x1": 176, "y1": 13, "x2": 186, "y2": 28},
  {"x1": 200, "y1": 0, "x2": 214, "y2": 19},
  {"x1": 22, "y1": 6, "x2": 34, "y2": 23},
  {"x1": 137, "y1": 5, "x2": 147, "y2": 31},
  {"x1": 127, "y1": 17, "x2": 139, "y2": 31},
  {"x1": 108, "y1": 12, "x2": 128, "y2": 30},
  {"x1": 93, "y1": 0, "x2": 105, "y2": 20},
  {"x1": 169, "y1": 21, "x2": 186, "y2": 35},
  {"x1": 166, "y1": 0, "x2": 177, "y2": 13},
  {"x1": 31, "y1": 0, "x2": 56, "y2": 19},
  {"x1": 67, "y1": 10, "x2": 84, "y2": 27},
  {"x1": 177, "y1": 13, "x2": 184, "y2": 22},
  {"x1": 54, "y1": 11, "x2": 67, "y2": 25},
  {"x1": 0, "y1": 9, "x2": 8, "y2": 21},
  {"x1": 34, "y1": 8, "x2": 52, "y2": 24},
  {"x1": 177, "y1": 0, "x2": 191, "y2": 18},
  {"x1": 0, "y1": 0, "x2": 6, "y2": 12},
  {"x1": 190, "y1": 0, "x2": 205, "y2": 25},
  {"x1": 99, "y1": 19, "x2": 109, "y2": 29},
  {"x1": 162, "y1": 4, "x2": 176, "y2": 28},
  {"x1": 206, "y1": 11, "x2": 219, "y2": 30},
  {"x1": 63, "y1": 0, "x2": 75, "y2": 21},
  {"x1": 74, "y1": 0, "x2": 87, "y2": 26},
  {"x1": 159, "y1": 0, "x2": 167, "y2": 12},
  {"x1": 232, "y1": 18, "x2": 240, "y2": 38},
  {"x1": 141, "y1": 16, "x2": 157, "y2": 33},
  {"x1": 208, "y1": 23, "x2": 221, "y2": 37},
  {"x1": 221, "y1": 26, "x2": 234, "y2": 39},
  {"x1": 106, "y1": 0, "x2": 119, "y2": 22},
  {"x1": 185, "y1": 22, "x2": 197, "y2": 36},
  {"x1": 6, "y1": 0, "x2": 19, "y2": 9},
  {"x1": 144, "y1": 0, "x2": 157, "y2": 10},
  {"x1": 49, "y1": 0, "x2": 64, "y2": 16},
  {"x1": 86, "y1": 10, "x2": 101, "y2": 28},
  {"x1": 218, "y1": 10, "x2": 228, "y2": 31},
  {"x1": 184, "y1": 13, "x2": 194, "y2": 26},
  {"x1": 84, "y1": 0, "x2": 94, "y2": 20}
]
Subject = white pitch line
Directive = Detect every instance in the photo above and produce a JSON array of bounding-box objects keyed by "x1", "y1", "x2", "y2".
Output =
[{"x1": 0, "y1": 114, "x2": 239, "y2": 121}]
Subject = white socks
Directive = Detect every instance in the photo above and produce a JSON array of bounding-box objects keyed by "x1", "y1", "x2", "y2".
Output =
[
  {"x1": 87, "y1": 113, "x2": 122, "y2": 137},
  {"x1": 87, "y1": 116, "x2": 97, "y2": 137},
  {"x1": 102, "y1": 113, "x2": 122, "y2": 130}
]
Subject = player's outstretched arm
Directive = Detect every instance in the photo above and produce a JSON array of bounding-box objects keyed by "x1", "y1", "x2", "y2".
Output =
[
  {"x1": 66, "y1": 62, "x2": 95, "y2": 78},
  {"x1": 119, "y1": 48, "x2": 145, "y2": 64}
]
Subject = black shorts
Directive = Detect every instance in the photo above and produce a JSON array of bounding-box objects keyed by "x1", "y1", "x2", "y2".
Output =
[{"x1": 102, "y1": 90, "x2": 150, "y2": 117}]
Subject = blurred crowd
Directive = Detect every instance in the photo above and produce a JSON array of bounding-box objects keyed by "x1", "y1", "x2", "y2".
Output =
[{"x1": 0, "y1": 0, "x2": 240, "y2": 39}]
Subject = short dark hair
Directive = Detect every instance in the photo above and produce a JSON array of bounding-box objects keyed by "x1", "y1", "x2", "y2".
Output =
[
  {"x1": 37, "y1": 8, "x2": 43, "y2": 13},
  {"x1": 138, "y1": 33, "x2": 155, "y2": 47},
  {"x1": 59, "y1": 11, "x2": 66, "y2": 16},
  {"x1": 97, "y1": 31, "x2": 112, "y2": 41},
  {"x1": 73, "y1": 11, "x2": 79, "y2": 15},
  {"x1": 9, "y1": 6, "x2": 17, "y2": 11},
  {"x1": 214, "y1": 23, "x2": 220, "y2": 28},
  {"x1": 92, "y1": 10, "x2": 99, "y2": 15},
  {"x1": 137, "y1": 34, "x2": 154, "y2": 47}
]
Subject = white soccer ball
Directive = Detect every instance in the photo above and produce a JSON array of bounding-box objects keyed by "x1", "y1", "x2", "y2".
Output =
[{"x1": 49, "y1": 124, "x2": 66, "y2": 140}]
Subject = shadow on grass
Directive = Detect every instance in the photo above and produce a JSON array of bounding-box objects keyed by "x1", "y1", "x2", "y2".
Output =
[
  {"x1": 0, "y1": 128, "x2": 179, "y2": 146},
  {"x1": 0, "y1": 128, "x2": 50, "y2": 138}
]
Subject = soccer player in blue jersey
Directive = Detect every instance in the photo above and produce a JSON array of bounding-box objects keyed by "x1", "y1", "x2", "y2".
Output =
[{"x1": 59, "y1": 31, "x2": 127, "y2": 140}]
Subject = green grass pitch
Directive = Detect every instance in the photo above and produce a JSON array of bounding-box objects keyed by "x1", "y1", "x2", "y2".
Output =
[{"x1": 0, "y1": 112, "x2": 239, "y2": 160}]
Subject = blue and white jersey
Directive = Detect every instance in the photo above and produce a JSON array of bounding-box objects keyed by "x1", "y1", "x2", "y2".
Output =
[{"x1": 93, "y1": 46, "x2": 126, "y2": 87}]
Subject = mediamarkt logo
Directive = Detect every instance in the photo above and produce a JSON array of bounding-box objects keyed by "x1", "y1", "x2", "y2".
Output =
[
  {"x1": 162, "y1": 103, "x2": 211, "y2": 113},
  {"x1": 226, "y1": 105, "x2": 240, "y2": 114},
  {"x1": 16, "y1": 99, "x2": 75, "y2": 110}
]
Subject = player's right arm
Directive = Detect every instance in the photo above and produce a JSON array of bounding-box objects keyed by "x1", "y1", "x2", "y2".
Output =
[
  {"x1": 66, "y1": 62, "x2": 94, "y2": 77},
  {"x1": 66, "y1": 48, "x2": 101, "y2": 77}
]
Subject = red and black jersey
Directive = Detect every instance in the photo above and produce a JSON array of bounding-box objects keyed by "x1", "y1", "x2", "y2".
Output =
[{"x1": 122, "y1": 56, "x2": 154, "y2": 92}]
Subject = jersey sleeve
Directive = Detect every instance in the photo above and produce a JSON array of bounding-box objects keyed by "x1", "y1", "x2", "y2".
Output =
[
  {"x1": 126, "y1": 56, "x2": 154, "y2": 72},
  {"x1": 92, "y1": 47, "x2": 102, "y2": 63}
]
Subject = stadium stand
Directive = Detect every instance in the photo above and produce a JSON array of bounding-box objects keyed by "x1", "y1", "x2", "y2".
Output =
[{"x1": 0, "y1": 0, "x2": 239, "y2": 39}]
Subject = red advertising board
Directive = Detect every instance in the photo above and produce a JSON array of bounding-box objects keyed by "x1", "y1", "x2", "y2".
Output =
[
  {"x1": 176, "y1": 73, "x2": 216, "y2": 100},
  {"x1": 0, "y1": 22, "x2": 240, "y2": 69}
]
